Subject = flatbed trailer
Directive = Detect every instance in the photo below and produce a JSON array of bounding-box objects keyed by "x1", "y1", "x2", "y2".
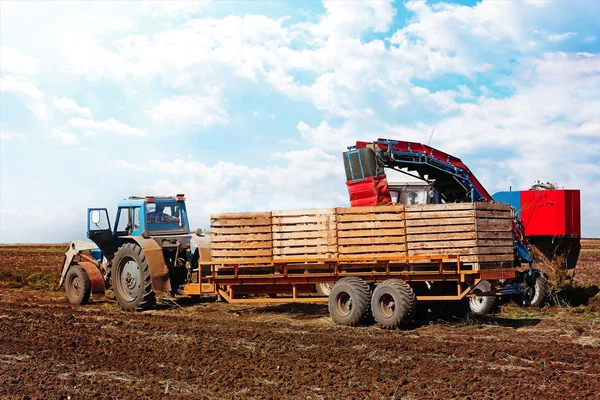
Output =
[{"x1": 178, "y1": 253, "x2": 516, "y2": 328}]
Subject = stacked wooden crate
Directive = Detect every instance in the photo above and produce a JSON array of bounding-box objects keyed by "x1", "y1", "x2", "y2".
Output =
[
  {"x1": 405, "y1": 203, "x2": 513, "y2": 265},
  {"x1": 210, "y1": 212, "x2": 273, "y2": 263},
  {"x1": 210, "y1": 203, "x2": 514, "y2": 269},
  {"x1": 336, "y1": 206, "x2": 406, "y2": 259},
  {"x1": 272, "y1": 209, "x2": 337, "y2": 260}
]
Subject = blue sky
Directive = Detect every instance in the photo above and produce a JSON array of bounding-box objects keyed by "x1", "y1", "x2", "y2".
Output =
[{"x1": 1, "y1": 0, "x2": 599, "y2": 242}]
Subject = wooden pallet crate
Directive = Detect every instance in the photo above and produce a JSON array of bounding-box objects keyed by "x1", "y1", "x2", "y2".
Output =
[
  {"x1": 272, "y1": 209, "x2": 337, "y2": 260},
  {"x1": 210, "y1": 212, "x2": 272, "y2": 263},
  {"x1": 405, "y1": 203, "x2": 514, "y2": 267},
  {"x1": 336, "y1": 205, "x2": 407, "y2": 258}
]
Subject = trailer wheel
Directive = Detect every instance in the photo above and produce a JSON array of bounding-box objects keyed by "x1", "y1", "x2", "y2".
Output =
[
  {"x1": 469, "y1": 280, "x2": 496, "y2": 315},
  {"x1": 65, "y1": 265, "x2": 92, "y2": 305},
  {"x1": 112, "y1": 243, "x2": 155, "y2": 311},
  {"x1": 316, "y1": 283, "x2": 333, "y2": 296},
  {"x1": 520, "y1": 273, "x2": 549, "y2": 307},
  {"x1": 371, "y1": 279, "x2": 416, "y2": 329},
  {"x1": 328, "y1": 277, "x2": 371, "y2": 326}
]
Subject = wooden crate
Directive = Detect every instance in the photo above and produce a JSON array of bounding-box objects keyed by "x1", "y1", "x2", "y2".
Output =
[
  {"x1": 336, "y1": 205, "x2": 407, "y2": 258},
  {"x1": 272, "y1": 209, "x2": 337, "y2": 260},
  {"x1": 405, "y1": 203, "x2": 513, "y2": 266},
  {"x1": 210, "y1": 212, "x2": 272, "y2": 263}
]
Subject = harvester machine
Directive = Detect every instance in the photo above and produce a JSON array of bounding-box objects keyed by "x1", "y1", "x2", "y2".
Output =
[{"x1": 343, "y1": 139, "x2": 581, "y2": 306}]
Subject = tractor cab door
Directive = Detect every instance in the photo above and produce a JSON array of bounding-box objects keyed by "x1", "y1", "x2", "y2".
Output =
[{"x1": 87, "y1": 208, "x2": 118, "y2": 261}]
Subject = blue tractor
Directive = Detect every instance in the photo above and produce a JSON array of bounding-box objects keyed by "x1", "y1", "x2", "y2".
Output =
[{"x1": 59, "y1": 195, "x2": 211, "y2": 311}]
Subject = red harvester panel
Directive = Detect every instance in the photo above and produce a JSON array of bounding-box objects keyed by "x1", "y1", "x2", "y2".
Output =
[
  {"x1": 520, "y1": 190, "x2": 581, "y2": 237},
  {"x1": 346, "y1": 175, "x2": 392, "y2": 207}
]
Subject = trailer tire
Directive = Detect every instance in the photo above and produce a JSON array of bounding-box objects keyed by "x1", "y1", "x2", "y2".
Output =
[
  {"x1": 520, "y1": 273, "x2": 549, "y2": 307},
  {"x1": 328, "y1": 277, "x2": 371, "y2": 326},
  {"x1": 65, "y1": 265, "x2": 92, "y2": 305},
  {"x1": 316, "y1": 283, "x2": 333, "y2": 297},
  {"x1": 371, "y1": 279, "x2": 416, "y2": 329},
  {"x1": 112, "y1": 243, "x2": 155, "y2": 312},
  {"x1": 469, "y1": 280, "x2": 496, "y2": 315}
]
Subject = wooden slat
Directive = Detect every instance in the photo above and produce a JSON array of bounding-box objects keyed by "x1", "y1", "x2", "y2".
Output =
[
  {"x1": 405, "y1": 210, "x2": 475, "y2": 219},
  {"x1": 405, "y1": 224, "x2": 475, "y2": 234},
  {"x1": 273, "y1": 238, "x2": 337, "y2": 247},
  {"x1": 272, "y1": 215, "x2": 335, "y2": 224},
  {"x1": 339, "y1": 244, "x2": 406, "y2": 254},
  {"x1": 273, "y1": 246, "x2": 337, "y2": 255},
  {"x1": 338, "y1": 228, "x2": 406, "y2": 238},
  {"x1": 336, "y1": 213, "x2": 405, "y2": 223},
  {"x1": 474, "y1": 210, "x2": 512, "y2": 219},
  {"x1": 211, "y1": 218, "x2": 272, "y2": 227},
  {"x1": 272, "y1": 208, "x2": 335, "y2": 217},
  {"x1": 211, "y1": 212, "x2": 271, "y2": 219},
  {"x1": 338, "y1": 236, "x2": 406, "y2": 245},
  {"x1": 273, "y1": 231, "x2": 337, "y2": 240},
  {"x1": 408, "y1": 240, "x2": 477, "y2": 250},
  {"x1": 211, "y1": 249, "x2": 272, "y2": 257},
  {"x1": 211, "y1": 226, "x2": 272, "y2": 234},
  {"x1": 211, "y1": 241, "x2": 272, "y2": 249},
  {"x1": 405, "y1": 217, "x2": 475, "y2": 227},
  {"x1": 211, "y1": 233, "x2": 273, "y2": 242},
  {"x1": 337, "y1": 221, "x2": 406, "y2": 230},
  {"x1": 406, "y1": 231, "x2": 477, "y2": 241}
]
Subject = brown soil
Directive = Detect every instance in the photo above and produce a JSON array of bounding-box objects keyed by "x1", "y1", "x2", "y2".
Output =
[{"x1": 0, "y1": 244, "x2": 599, "y2": 399}]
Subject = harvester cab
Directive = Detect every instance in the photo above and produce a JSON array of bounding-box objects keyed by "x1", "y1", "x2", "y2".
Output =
[{"x1": 59, "y1": 195, "x2": 211, "y2": 311}]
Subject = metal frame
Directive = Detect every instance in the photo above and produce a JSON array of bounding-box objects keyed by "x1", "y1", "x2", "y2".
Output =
[{"x1": 180, "y1": 254, "x2": 516, "y2": 303}]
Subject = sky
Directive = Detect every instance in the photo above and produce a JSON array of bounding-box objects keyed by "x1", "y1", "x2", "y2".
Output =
[{"x1": 0, "y1": 0, "x2": 599, "y2": 243}]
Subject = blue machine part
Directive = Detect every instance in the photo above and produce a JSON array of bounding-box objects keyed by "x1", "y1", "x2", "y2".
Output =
[
  {"x1": 90, "y1": 248, "x2": 103, "y2": 262},
  {"x1": 492, "y1": 191, "x2": 521, "y2": 216}
]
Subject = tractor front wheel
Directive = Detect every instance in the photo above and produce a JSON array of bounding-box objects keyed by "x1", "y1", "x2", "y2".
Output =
[
  {"x1": 65, "y1": 265, "x2": 92, "y2": 305},
  {"x1": 519, "y1": 272, "x2": 549, "y2": 307},
  {"x1": 112, "y1": 243, "x2": 155, "y2": 311}
]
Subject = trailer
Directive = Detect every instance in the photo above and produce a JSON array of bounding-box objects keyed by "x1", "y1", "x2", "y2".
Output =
[{"x1": 179, "y1": 203, "x2": 516, "y2": 328}]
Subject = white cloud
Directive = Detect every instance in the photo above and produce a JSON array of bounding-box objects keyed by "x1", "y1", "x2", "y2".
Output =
[
  {"x1": 148, "y1": 94, "x2": 229, "y2": 129},
  {"x1": 143, "y1": 1, "x2": 209, "y2": 17},
  {"x1": 0, "y1": 131, "x2": 25, "y2": 140},
  {"x1": 0, "y1": 45, "x2": 40, "y2": 75},
  {"x1": 0, "y1": 75, "x2": 50, "y2": 119},
  {"x1": 52, "y1": 127, "x2": 79, "y2": 145},
  {"x1": 68, "y1": 117, "x2": 147, "y2": 136},
  {"x1": 51, "y1": 96, "x2": 92, "y2": 117}
]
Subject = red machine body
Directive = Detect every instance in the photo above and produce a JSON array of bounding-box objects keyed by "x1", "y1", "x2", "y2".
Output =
[
  {"x1": 346, "y1": 175, "x2": 392, "y2": 207},
  {"x1": 520, "y1": 190, "x2": 581, "y2": 237}
]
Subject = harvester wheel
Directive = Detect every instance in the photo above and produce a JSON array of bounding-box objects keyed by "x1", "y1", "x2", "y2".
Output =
[
  {"x1": 112, "y1": 243, "x2": 155, "y2": 311},
  {"x1": 328, "y1": 277, "x2": 371, "y2": 326},
  {"x1": 520, "y1": 273, "x2": 549, "y2": 307},
  {"x1": 371, "y1": 279, "x2": 416, "y2": 329},
  {"x1": 469, "y1": 280, "x2": 496, "y2": 315},
  {"x1": 65, "y1": 265, "x2": 91, "y2": 305}
]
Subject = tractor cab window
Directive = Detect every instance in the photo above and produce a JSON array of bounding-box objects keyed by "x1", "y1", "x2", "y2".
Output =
[
  {"x1": 116, "y1": 208, "x2": 132, "y2": 234},
  {"x1": 146, "y1": 202, "x2": 187, "y2": 233}
]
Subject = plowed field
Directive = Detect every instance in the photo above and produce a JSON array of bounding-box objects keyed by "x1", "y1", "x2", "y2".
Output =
[{"x1": 0, "y1": 243, "x2": 599, "y2": 399}]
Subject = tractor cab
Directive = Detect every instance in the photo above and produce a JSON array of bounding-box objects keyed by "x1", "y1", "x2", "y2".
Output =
[{"x1": 87, "y1": 194, "x2": 190, "y2": 259}]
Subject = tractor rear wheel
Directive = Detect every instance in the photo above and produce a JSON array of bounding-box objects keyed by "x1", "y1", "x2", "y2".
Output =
[
  {"x1": 112, "y1": 243, "x2": 155, "y2": 311},
  {"x1": 328, "y1": 277, "x2": 371, "y2": 326},
  {"x1": 65, "y1": 265, "x2": 91, "y2": 305},
  {"x1": 469, "y1": 280, "x2": 496, "y2": 315},
  {"x1": 371, "y1": 279, "x2": 416, "y2": 329}
]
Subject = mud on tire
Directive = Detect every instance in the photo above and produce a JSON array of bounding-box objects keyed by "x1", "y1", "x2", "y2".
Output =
[
  {"x1": 371, "y1": 279, "x2": 416, "y2": 329},
  {"x1": 112, "y1": 243, "x2": 155, "y2": 311},
  {"x1": 328, "y1": 277, "x2": 371, "y2": 326}
]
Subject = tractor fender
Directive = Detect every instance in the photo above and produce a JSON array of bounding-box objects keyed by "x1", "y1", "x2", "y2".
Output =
[
  {"x1": 190, "y1": 233, "x2": 211, "y2": 262},
  {"x1": 78, "y1": 261, "x2": 106, "y2": 294},
  {"x1": 127, "y1": 237, "x2": 172, "y2": 293}
]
